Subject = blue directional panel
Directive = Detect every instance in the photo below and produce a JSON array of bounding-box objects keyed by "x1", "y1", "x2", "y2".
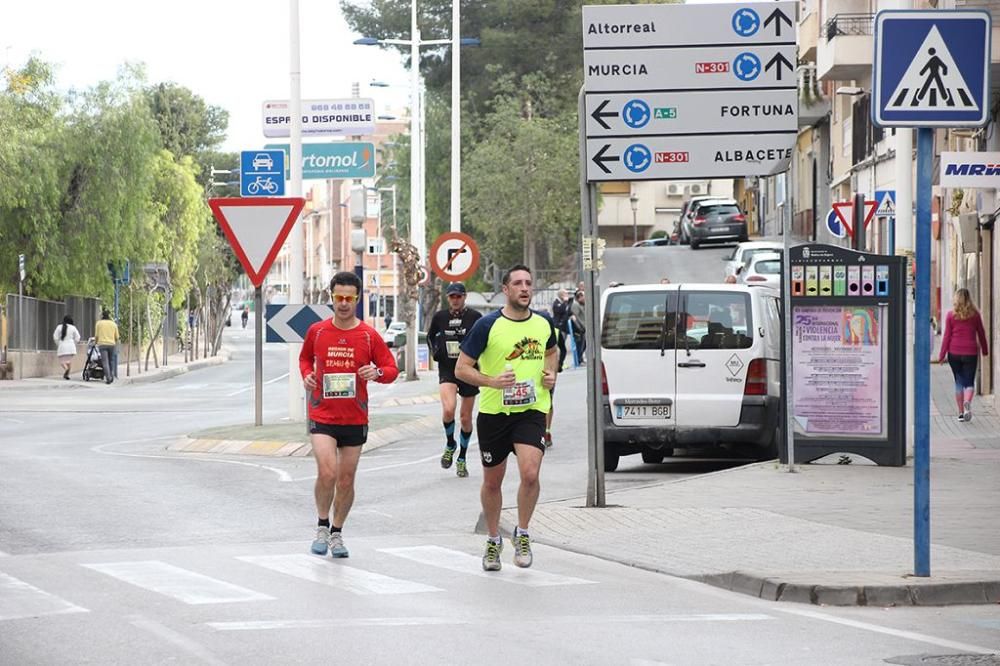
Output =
[
  {"x1": 873, "y1": 11, "x2": 990, "y2": 127},
  {"x1": 265, "y1": 304, "x2": 333, "y2": 343}
]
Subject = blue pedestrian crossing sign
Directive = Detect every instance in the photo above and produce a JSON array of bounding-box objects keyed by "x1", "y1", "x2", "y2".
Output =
[
  {"x1": 873, "y1": 10, "x2": 991, "y2": 128},
  {"x1": 240, "y1": 150, "x2": 286, "y2": 197}
]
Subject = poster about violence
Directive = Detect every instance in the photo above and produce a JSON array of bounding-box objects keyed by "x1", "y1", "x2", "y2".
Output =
[{"x1": 792, "y1": 305, "x2": 886, "y2": 437}]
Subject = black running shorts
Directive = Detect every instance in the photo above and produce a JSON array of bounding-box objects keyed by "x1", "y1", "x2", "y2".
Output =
[
  {"x1": 309, "y1": 421, "x2": 368, "y2": 447},
  {"x1": 476, "y1": 410, "x2": 546, "y2": 467},
  {"x1": 438, "y1": 363, "x2": 479, "y2": 398}
]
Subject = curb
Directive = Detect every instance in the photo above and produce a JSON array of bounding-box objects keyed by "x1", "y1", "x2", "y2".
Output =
[
  {"x1": 479, "y1": 513, "x2": 1000, "y2": 607},
  {"x1": 118, "y1": 352, "x2": 230, "y2": 386},
  {"x1": 169, "y1": 413, "x2": 441, "y2": 458}
]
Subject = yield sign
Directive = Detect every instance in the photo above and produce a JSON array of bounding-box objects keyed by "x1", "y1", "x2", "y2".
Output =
[
  {"x1": 208, "y1": 197, "x2": 305, "y2": 287},
  {"x1": 832, "y1": 200, "x2": 878, "y2": 239}
]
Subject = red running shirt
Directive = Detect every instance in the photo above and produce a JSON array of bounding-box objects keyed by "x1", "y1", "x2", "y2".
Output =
[{"x1": 298, "y1": 319, "x2": 400, "y2": 425}]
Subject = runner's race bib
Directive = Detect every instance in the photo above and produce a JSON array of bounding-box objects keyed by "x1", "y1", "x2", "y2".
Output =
[
  {"x1": 503, "y1": 379, "x2": 536, "y2": 407},
  {"x1": 446, "y1": 340, "x2": 461, "y2": 358},
  {"x1": 323, "y1": 373, "x2": 356, "y2": 399}
]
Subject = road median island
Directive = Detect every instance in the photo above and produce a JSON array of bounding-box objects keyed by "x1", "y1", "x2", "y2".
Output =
[{"x1": 171, "y1": 412, "x2": 439, "y2": 457}]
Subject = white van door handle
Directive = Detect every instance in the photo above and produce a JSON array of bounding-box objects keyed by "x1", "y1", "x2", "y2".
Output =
[{"x1": 677, "y1": 360, "x2": 706, "y2": 368}]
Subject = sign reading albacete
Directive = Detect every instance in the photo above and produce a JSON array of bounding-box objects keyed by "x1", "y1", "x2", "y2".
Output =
[{"x1": 583, "y1": 2, "x2": 798, "y2": 181}]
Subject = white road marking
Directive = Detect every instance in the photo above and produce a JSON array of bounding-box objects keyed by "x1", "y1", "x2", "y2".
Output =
[
  {"x1": 238, "y1": 554, "x2": 442, "y2": 595},
  {"x1": 91, "y1": 443, "x2": 293, "y2": 482},
  {"x1": 129, "y1": 615, "x2": 226, "y2": 666},
  {"x1": 82, "y1": 561, "x2": 273, "y2": 605},
  {"x1": 774, "y1": 605, "x2": 999, "y2": 655},
  {"x1": 379, "y1": 546, "x2": 597, "y2": 587},
  {"x1": 0, "y1": 572, "x2": 89, "y2": 621},
  {"x1": 225, "y1": 373, "x2": 289, "y2": 397},
  {"x1": 1, "y1": 417, "x2": 25, "y2": 424},
  {"x1": 290, "y1": 453, "x2": 441, "y2": 483},
  {"x1": 208, "y1": 617, "x2": 462, "y2": 631}
]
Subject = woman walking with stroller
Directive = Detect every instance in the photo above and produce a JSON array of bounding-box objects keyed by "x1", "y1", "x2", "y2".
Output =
[
  {"x1": 937, "y1": 288, "x2": 989, "y2": 422},
  {"x1": 53, "y1": 315, "x2": 81, "y2": 380}
]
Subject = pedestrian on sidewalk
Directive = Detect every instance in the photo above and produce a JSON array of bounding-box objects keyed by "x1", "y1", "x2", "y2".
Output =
[
  {"x1": 937, "y1": 287, "x2": 989, "y2": 422},
  {"x1": 456, "y1": 264, "x2": 558, "y2": 571},
  {"x1": 570, "y1": 290, "x2": 587, "y2": 365},
  {"x1": 52, "y1": 315, "x2": 81, "y2": 380},
  {"x1": 94, "y1": 309, "x2": 119, "y2": 385},
  {"x1": 426, "y1": 282, "x2": 482, "y2": 478},
  {"x1": 300, "y1": 271, "x2": 400, "y2": 559}
]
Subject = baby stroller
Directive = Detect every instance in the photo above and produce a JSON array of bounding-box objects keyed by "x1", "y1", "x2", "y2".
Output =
[{"x1": 81, "y1": 338, "x2": 106, "y2": 382}]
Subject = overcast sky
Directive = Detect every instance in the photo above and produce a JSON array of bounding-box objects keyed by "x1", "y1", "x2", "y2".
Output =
[{"x1": 5, "y1": 0, "x2": 411, "y2": 152}]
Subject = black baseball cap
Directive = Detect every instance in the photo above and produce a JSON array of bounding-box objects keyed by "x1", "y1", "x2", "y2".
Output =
[{"x1": 446, "y1": 282, "x2": 467, "y2": 295}]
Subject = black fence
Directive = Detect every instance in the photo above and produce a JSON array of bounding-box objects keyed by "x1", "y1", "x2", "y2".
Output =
[
  {"x1": 824, "y1": 13, "x2": 874, "y2": 40},
  {"x1": 4, "y1": 295, "x2": 101, "y2": 352}
]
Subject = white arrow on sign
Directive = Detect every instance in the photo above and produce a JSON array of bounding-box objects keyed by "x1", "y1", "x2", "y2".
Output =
[
  {"x1": 266, "y1": 304, "x2": 334, "y2": 343},
  {"x1": 208, "y1": 198, "x2": 305, "y2": 287}
]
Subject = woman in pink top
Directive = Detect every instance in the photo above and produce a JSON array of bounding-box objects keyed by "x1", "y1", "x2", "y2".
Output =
[{"x1": 937, "y1": 288, "x2": 989, "y2": 422}]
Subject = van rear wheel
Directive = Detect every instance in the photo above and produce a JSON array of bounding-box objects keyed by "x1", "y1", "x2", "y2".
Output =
[{"x1": 603, "y1": 451, "x2": 619, "y2": 472}]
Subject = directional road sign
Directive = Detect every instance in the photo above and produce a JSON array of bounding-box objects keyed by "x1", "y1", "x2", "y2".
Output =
[
  {"x1": 265, "y1": 304, "x2": 334, "y2": 343},
  {"x1": 208, "y1": 197, "x2": 306, "y2": 287},
  {"x1": 832, "y1": 200, "x2": 877, "y2": 239},
  {"x1": 825, "y1": 209, "x2": 847, "y2": 239},
  {"x1": 265, "y1": 143, "x2": 376, "y2": 180},
  {"x1": 583, "y1": 2, "x2": 797, "y2": 182},
  {"x1": 429, "y1": 232, "x2": 480, "y2": 282},
  {"x1": 240, "y1": 150, "x2": 285, "y2": 197},
  {"x1": 873, "y1": 11, "x2": 991, "y2": 128},
  {"x1": 874, "y1": 190, "x2": 897, "y2": 217},
  {"x1": 262, "y1": 98, "x2": 376, "y2": 138}
]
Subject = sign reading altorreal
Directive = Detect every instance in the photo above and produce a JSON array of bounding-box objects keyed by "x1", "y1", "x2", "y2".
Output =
[
  {"x1": 263, "y1": 98, "x2": 376, "y2": 138},
  {"x1": 583, "y1": 2, "x2": 798, "y2": 181}
]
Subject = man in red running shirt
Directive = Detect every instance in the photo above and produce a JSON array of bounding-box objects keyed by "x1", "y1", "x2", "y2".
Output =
[{"x1": 300, "y1": 272, "x2": 399, "y2": 558}]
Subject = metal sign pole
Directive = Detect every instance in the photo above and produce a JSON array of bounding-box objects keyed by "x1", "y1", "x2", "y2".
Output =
[
  {"x1": 579, "y1": 87, "x2": 605, "y2": 507},
  {"x1": 782, "y1": 155, "x2": 796, "y2": 472},
  {"x1": 913, "y1": 128, "x2": 932, "y2": 576},
  {"x1": 255, "y1": 286, "x2": 264, "y2": 427},
  {"x1": 17, "y1": 279, "x2": 23, "y2": 381}
]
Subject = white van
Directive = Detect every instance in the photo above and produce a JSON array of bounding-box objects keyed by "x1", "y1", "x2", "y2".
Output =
[{"x1": 599, "y1": 283, "x2": 782, "y2": 471}]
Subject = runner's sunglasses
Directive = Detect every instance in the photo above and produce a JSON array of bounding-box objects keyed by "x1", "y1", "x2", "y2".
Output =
[{"x1": 333, "y1": 294, "x2": 359, "y2": 304}]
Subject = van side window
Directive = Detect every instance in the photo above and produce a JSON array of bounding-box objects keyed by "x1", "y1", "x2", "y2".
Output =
[
  {"x1": 680, "y1": 292, "x2": 753, "y2": 350},
  {"x1": 601, "y1": 292, "x2": 677, "y2": 351}
]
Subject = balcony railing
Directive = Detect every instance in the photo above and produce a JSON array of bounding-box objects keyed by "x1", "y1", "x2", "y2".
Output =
[{"x1": 824, "y1": 13, "x2": 874, "y2": 41}]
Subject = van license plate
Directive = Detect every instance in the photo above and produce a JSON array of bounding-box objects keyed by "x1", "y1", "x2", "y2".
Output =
[{"x1": 616, "y1": 405, "x2": 671, "y2": 419}]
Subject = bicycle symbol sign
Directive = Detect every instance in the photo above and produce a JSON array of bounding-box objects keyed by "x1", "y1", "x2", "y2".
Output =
[{"x1": 240, "y1": 149, "x2": 286, "y2": 198}]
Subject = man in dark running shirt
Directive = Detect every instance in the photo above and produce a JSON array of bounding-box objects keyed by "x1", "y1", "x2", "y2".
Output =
[{"x1": 426, "y1": 282, "x2": 482, "y2": 477}]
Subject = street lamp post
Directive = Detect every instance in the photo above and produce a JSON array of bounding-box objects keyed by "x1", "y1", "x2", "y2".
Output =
[{"x1": 630, "y1": 191, "x2": 639, "y2": 244}]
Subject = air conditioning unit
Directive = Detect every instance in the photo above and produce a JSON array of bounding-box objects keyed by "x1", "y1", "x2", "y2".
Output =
[
  {"x1": 689, "y1": 183, "x2": 703, "y2": 195},
  {"x1": 666, "y1": 184, "x2": 682, "y2": 196}
]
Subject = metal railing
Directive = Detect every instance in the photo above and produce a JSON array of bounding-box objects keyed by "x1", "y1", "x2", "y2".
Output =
[
  {"x1": 824, "y1": 13, "x2": 874, "y2": 40},
  {"x1": 5, "y1": 295, "x2": 100, "y2": 351}
]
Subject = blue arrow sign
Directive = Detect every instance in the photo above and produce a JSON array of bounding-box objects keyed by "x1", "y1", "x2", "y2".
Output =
[
  {"x1": 826, "y1": 208, "x2": 847, "y2": 239},
  {"x1": 265, "y1": 304, "x2": 334, "y2": 343},
  {"x1": 873, "y1": 10, "x2": 991, "y2": 127},
  {"x1": 240, "y1": 150, "x2": 285, "y2": 197}
]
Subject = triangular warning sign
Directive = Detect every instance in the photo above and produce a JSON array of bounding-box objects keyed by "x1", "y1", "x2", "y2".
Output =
[
  {"x1": 209, "y1": 197, "x2": 305, "y2": 287},
  {"x1": 832, "y1": 200, "x2": 878, "y2": 239},
  {"x1": 886, "y1": 26, "x2": 978, "y2": 111}
]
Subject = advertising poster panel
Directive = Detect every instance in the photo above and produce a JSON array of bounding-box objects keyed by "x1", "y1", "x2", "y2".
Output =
[{"x1": 792, "y1": 305, "x2": 887, "y2": 438}]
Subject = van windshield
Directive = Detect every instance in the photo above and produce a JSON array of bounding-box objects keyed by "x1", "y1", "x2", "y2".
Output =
[{"x1": 602, "y1": 292, "x2": 677, "y2": 351}]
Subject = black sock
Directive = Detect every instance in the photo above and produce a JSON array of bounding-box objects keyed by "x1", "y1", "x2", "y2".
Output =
[
  {"x1": 458, "y1": 431, "x2": 472, "y2": 460},
  {"x1": 318, "y1": 518, "x2": 330, "y2": 528},
  {"x1": 331, "y1": 526, "x2": 342, "y2": 533},
  {"x1": 444, "y1": 420, "x2": 456, "y2": 448}
]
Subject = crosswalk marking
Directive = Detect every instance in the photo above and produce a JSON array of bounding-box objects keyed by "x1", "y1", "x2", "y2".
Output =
[
  {"x1": 208, "y1": 617, "x2": 462, "y2": 631},
  {"x1": 0, "y1": 572, "x2": 88, "y2": 621},
  {"x1": 237, "y1": 554, "x2": 442, "y2": 595},
  {"x1": 378, "y1": 546, "x2": 597, "y2": 587},
  {"x1": 81, "y1": 561, "x2": 274, "y2": 605}
]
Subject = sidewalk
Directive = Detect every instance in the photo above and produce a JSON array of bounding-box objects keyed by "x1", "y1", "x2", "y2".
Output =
[
  {"x1": 496, "y1": 361, "x2": 1000, "y2": 607},
  {"x1": 0, "y1": 347, "x2": 230, "y2": 390}
]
